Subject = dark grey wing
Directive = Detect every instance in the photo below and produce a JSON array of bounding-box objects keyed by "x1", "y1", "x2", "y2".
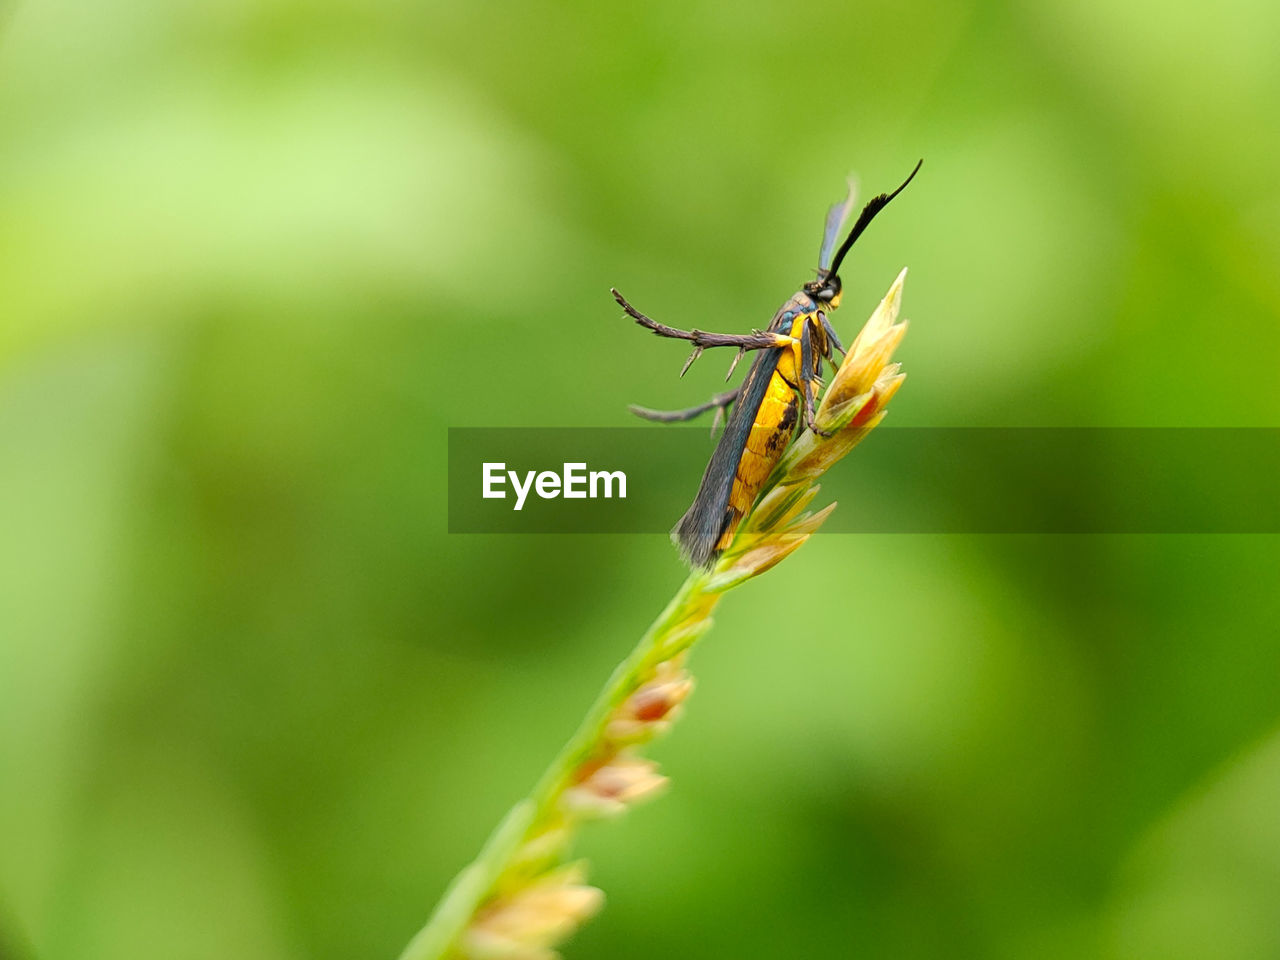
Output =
[
  {"x1": 819, "y1": 180, "x2": 858, "y2": 272},
  {"x1": 671, "y1": 346, "x2": 781, "y2": 567}
]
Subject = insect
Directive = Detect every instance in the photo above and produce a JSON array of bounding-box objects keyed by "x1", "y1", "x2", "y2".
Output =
[{"x1": 613, "y1": 161, "x2": 921, "y2": 567}]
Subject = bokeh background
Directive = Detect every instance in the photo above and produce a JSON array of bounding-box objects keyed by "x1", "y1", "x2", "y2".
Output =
[{"x1": 2, "y1": 0, "x2": 1279, "y2": 958}]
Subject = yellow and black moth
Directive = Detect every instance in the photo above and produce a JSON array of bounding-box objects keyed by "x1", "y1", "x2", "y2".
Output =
[{"x1": 614, "y1": 161, "x2": 921, "y2": 567}]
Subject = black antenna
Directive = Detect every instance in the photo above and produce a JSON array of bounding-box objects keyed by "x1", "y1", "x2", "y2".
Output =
[{"x1": 825, "y1": 159, "x2": 922, "y2": 280}]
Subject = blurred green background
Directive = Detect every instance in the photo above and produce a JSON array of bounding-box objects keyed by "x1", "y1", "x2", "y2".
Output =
[{"x1": 2, "y1": 0, "x2": 1279, "y2": 958}]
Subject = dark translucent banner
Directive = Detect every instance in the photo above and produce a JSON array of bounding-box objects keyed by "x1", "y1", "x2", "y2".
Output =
[{"x1": 448, "y1": 428, "x2": 1280, "y2": 534}]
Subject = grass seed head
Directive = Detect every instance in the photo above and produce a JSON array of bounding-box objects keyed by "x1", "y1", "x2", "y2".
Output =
[
  {"x1": 464, "y1": 863, "x2": 604, "y2": 960},
  {"x1": 561, "y1": 755, "x2": 669, "y2": 819}
]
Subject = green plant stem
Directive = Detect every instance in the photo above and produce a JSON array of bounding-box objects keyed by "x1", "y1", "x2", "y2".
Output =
[
  {"x1": 399, "y1": 268, "x2": 910, "y2": 960},
  {"x1": 397, "y1": 566, "x2": 716, "y2": 960}
]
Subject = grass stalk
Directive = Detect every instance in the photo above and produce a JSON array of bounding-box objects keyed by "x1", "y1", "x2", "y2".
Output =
[{"x1": 399, "y1": 268, "x2": 912, "y2": 960}]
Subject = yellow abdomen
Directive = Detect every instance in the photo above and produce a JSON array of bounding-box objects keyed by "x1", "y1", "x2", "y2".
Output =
[{"x1": 714, "y1": 315, "x2": 812, "y2": 553}]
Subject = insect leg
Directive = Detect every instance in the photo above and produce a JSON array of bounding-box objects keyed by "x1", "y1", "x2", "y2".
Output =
[
  {"x1": 724, "y1": 346, "x2": 747, "y2": 381},
  {"x1": 612, "y1": 288, "x2": 796, "y2": 375},
  {"x1": 820, "y1": 313, "x2": 846, "y2": 356},
  {"x1": 799, "y1": 321, "x2": 833, "y2": 437},
  {"x1": 629, "y1": 386, "x2": 742, "y2": 424}
]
